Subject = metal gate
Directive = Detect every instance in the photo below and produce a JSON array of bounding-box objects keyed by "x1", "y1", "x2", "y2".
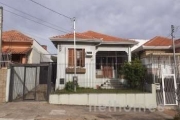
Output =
[
  {"x1": 162, "y1": 74, "x2": 178, "y2": 105},
  {"x1": 9, "y1": 64, "x2": 52, "y2": 102}
]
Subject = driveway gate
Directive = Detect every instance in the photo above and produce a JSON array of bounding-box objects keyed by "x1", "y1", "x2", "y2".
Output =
[
  {"x1": 9, "y1": 64, "x2": 52, "y2": 102},
  {"x1": 162, "y1": 74, "x2": 178, "y2": 105}
]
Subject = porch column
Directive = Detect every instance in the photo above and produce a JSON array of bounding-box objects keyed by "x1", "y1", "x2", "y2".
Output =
[{"x1": 128, "y1": 47, "x2": 131, "y2": 62}]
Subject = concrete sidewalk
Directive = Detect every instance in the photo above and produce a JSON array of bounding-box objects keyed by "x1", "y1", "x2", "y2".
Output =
[{"x1": 0, "y1": 102, "x2": 174, "y2": 120}]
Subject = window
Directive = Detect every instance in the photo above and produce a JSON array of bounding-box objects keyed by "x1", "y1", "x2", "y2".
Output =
[{"x1": 68, "y1": 48, "x2": 85, "y2": 67}]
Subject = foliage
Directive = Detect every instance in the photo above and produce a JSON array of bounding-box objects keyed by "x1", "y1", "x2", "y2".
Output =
[
  {"x1": 121, "y1": 59, "x2": 146, "y2": 89},
  {"x1": 65, "y1": 81, "x2": 79, "y2": 91}
]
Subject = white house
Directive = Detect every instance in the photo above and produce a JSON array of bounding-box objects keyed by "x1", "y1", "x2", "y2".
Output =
[
  {"x1": 28, "y1": 40, "x2": 53, "y2": 63},
  {"x1": 50, "y1": 31, "x2": 137, "y2": 90}
]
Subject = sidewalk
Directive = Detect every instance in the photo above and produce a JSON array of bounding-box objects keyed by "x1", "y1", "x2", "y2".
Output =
[{"x1": 0, "y1": 102, "x2": 175, "y2": 120}]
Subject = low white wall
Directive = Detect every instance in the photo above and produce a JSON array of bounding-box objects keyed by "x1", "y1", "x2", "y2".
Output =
[{"x1": 49, "y1": 84, "x2": 157, "y2": 108}]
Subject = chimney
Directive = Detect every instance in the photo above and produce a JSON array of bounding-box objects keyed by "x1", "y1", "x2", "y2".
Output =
[{"x1": 41, "y1": 45, "x2": 47, "y2": 50}]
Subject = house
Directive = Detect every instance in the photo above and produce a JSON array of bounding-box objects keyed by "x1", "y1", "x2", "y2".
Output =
[
  {"x1": 132, "y1": 36, "x2": 180, "y2": 106},
  {"x1": 1, "y1": 30, "x2": 52, "y2": 67},
  {"x1": 50, "y1": 31, "x2": 137, "y2": 90},
  {"x1": 132, "y1": 36, "x2": 180, "y2": 82}
]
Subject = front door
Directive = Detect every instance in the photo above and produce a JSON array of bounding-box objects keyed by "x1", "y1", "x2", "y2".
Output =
[{"x1": 103, "y1": 66, "x2": 113, "y2": 78}]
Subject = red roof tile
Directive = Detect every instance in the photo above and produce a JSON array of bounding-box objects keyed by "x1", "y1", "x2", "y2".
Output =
[
  {"x1": 175, "y1": 39, "x2": 180, "y2": 44},
  {"x1": 52, "y1": 31, "x2": 133, "y2": 42},
  {"x1": 2, "y1": 47, "x2": 32, "y2": 54},
  {"x1": 2, "y1": 30, "x2": 33, "y2": 42},
  {"x1": 144, "y1": 36, "x2": 172, "y2": 46}
]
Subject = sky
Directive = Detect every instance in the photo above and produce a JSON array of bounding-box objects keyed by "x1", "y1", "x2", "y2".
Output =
[{"x1": 1, "y1": 0, "x2": 180, "y2": 54}]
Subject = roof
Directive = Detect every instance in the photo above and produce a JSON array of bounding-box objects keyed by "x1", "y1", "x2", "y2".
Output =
[
  {"x1": 143, "y1": 36, "x2": 172, "y2": 46},
  {"x1": 51, "y1": 31, "x2": 136, "y2": 44},
  {"x1": 2, "y1": 30, "x2": 33, "y2": 43},
  {"x1": 132, "y1": 36, "x2": 172, "y2": 53},
  {"x1": 2, "y1": 47, "x2": 32, "y2": 54}
]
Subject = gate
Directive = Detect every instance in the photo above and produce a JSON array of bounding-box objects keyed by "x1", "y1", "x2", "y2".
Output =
[
  {"x1": 9, "y1": 63, "x2": 52, "y2": 102},
  {"x1": 162, "y1": 74, "x2": 178, "y2": 105}
]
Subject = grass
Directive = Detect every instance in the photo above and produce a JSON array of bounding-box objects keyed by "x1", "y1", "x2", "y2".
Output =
[{"x1": 54, "y1": 87, "x2": 150, "y2": 94}]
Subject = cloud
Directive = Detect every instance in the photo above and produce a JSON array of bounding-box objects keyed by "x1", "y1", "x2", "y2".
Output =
[{"x1": 1, "y1": 0, "x2": 180, "y2": 53}]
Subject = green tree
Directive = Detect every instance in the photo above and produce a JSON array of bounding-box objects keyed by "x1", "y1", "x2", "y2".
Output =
[{"x1": 121, "y1": 59, "x2": 146, "y2": 89}]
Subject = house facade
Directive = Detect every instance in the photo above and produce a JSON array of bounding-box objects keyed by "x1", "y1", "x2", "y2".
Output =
[
  {"x1": 1, "y1": 30, "x2": 52, "y2": 67},
  {"x1": 50, "y1": 31, "x2": 137, "y2": 90},
  {"x1": 132, "y1": 36, "x2": 180, "y2": 82}
]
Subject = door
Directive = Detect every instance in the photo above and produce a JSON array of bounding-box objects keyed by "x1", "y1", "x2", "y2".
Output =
[
  {"x1": 162, "y1": 74, "x2": 178, "y2": 105},
  {"x1": 103, "y1": 66, "x2": 113, "y2": 78}
]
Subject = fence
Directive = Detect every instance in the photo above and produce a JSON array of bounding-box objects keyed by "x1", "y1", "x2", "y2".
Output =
[
  {"x1": 56, "y1": 63, "x2": 151, "y2": 92},
  {"x1": 9, "y1": 64, "x2": 52, "y2": 102},
  {"x1": 0, "y1": 53, "x2": 11, "y2": 68},
  {"x1": 145, "y1": 63, "x2": 180, "y2": 84}
]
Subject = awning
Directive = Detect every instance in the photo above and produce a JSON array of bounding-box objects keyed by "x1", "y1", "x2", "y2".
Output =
[{"x1": 2, "y1": 47, "x2": 32, "y2": 54}]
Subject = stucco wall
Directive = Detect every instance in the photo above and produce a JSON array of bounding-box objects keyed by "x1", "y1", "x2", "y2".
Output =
[
  {"x1": 56, "y1": 43, "x2": 131, "y2": 90},
  {"x1": 56, "y1": 44, "x2": 96, "y2": 89},
  {"x1": 28, "y1": 40, "x2": 52, "y2": 63},
  {"x1": 50, "y1": 84, "x2": 157, "y2": 109}
]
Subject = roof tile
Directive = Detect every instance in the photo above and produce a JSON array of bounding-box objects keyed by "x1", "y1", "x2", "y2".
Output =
[
  {"x1": 2, "y1": 47, "x2": 32, "y2": 54},
  {"x1": 143, "y1": 36, "x2": 172, "y2": 46},
  {"x1": 52, "y1": 30, "x2": 134, "y2": 42},
  {"x1": 2, "y1": 30, "x2": 33, "y2": 42}
]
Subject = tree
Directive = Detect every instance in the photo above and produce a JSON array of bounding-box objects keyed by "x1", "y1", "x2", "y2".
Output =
[{"x1": 121, "y1": 59, "x2": 146, "y2": 89}]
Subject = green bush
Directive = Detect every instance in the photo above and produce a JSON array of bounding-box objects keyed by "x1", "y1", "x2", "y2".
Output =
[
  {"x1": 65, "y1": 81, "x2": 79, "y2": 91},
  {"x1": 121, "y1": 59, "x2": 146, "y2": 89}
]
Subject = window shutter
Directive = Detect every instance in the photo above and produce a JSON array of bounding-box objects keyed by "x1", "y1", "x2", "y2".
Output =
[
  {"x1": 68, "y1": 48, "x2": 74, "y2": 67},
  {"x1": 81, "y1": 49, "x2": 85, "y2": 67}
]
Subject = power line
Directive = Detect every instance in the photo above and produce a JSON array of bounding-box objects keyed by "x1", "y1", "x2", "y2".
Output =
[
  {"x1": 0, "y1": 1, "x2": 71, "y2": 32},
  {"x1": 29, "y1": 0, "x2": 72, "y2": 20},
  {"x1": 4, "y1": 9, "x2": 68, "y2": 34}
]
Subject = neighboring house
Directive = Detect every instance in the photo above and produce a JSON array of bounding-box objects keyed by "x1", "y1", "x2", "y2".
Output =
[
  {"x1": 132, "y1": 36, "x2": 180, "y2": 83},
  {"x1": 1, "y1": 30, "x2": 52, "y2": 66},
  {"x1": 50, "y1": 31, "x2": 137, "y2": 89}
]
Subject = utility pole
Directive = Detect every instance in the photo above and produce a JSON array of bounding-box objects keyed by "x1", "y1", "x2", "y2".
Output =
[
  {"x1": 171, "y1": 25, "x2": 177, "y2": 77},
  {"x1": 73, "y1": 17, "x2": 77, "y2": 92},
  {"x1": 0, "y1": 7, "x2": 3, "y2": 68}
]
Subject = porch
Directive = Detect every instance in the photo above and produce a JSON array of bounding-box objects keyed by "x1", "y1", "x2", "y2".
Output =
[{"x1": 95, "y1": 51, "x2": 128, "y2": 79}]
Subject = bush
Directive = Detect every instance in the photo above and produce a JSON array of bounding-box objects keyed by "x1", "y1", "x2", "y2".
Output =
[
  {"x1": 65, "y1": 81, "x2": 79, "y2": 91},
  {"x1": 121, "y1": 59, "x2": 146, "y2": 89}
]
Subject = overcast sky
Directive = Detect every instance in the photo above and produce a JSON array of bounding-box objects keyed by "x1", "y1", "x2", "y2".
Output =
[{"x1": 1, "y1": 0, "x2": 180, "y2": 54}]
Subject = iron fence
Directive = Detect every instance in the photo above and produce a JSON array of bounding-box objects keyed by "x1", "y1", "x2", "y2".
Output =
[
  {"x1": 56, "y1": 63, "x2": 150, "y2": 92},
  {"x1": 0, "y1": 53, "x2": 11, "y2": 68}
]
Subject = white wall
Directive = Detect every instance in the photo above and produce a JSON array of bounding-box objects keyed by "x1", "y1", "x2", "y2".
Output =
[
  {"x1": 131, "y1": 39, "x2": 149, "y2": 52},
  {"x1": 28, "y1": 40, "x2": 52, "y2": 63},
  {"x1": 56, "y1": 44, "x2": 96, "y2": 90},
  {"x1": 50, "y1": 84, "x2": 157, "y2": 109},
  {"x1": 56, "y1": 43, "x2": 132, "y2": 90}
]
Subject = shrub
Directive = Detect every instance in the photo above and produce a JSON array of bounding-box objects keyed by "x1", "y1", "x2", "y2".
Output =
[
  {"x1": 121, "y1": 59, "x2": 146, "y2": 89},
  {"x1": 65, "y1": 81, "x2": 75, "y2": 91}
]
